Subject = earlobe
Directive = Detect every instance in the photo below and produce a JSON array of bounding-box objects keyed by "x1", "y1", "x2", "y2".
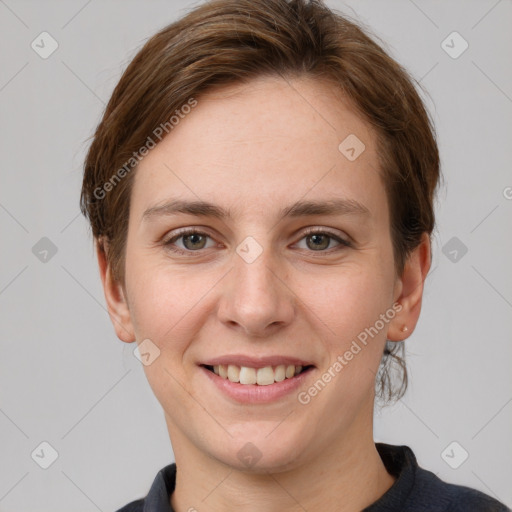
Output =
[
  {"x1": 387, "y1": 233, "x2": 431, "y2": 342},
  {"x1": 96, "y1": 238, "x2": 136, "y2": 343}
]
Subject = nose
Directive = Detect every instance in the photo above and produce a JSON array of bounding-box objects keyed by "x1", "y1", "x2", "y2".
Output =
[{"x1": 217, "y1": 243, "x2": 295, "y2": 338}]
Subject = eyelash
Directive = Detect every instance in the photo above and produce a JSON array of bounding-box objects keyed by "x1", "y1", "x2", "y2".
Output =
[{"x1": 162, "y1": 227, "x2": 351, "y2": 256}]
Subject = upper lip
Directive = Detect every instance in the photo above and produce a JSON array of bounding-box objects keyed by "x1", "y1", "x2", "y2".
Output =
[{"x1": 201, "y1": 354, "x2": 315, "y2": 369}]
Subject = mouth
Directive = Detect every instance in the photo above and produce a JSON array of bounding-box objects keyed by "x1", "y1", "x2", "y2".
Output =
[{"x1": 201, "y1": 363, "x2": 315, "y2": 386}]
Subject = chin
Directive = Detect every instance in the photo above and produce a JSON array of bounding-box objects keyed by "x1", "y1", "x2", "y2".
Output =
[{"x1": 212, "y1": 427, "x2": 312, "y2": 474}]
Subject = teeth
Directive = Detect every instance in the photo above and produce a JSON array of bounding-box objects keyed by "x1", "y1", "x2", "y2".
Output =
[
  {"x1": 211, "y1": 363, "x2": 307, "y2": 385},
  {"x1": 256, "y1": 366, "x2": 275, "y2": 386},
  {"x1": 239, "y1": 366, "x2": 256, "y2": 385},
  {"x1": 274, "y1": 364, "x2": 286, "y2": 382},
  {"x1": 227, "y1": 364, "x2": 240, "y2": 382}
]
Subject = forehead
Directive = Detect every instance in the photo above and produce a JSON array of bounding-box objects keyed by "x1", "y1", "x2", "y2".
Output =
[{"x1": 131, "y1": 74, "x2": 386, "y2": 223}]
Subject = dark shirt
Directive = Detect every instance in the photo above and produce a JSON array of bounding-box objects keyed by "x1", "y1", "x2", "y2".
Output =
[{"x1": 116, "y1": 443, "x2": 510, "y2": 511}]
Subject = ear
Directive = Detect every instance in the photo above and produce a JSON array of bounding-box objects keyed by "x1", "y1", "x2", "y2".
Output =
[
  {"x1": 387, "y1": 233, "x2": 431, "y2": 341},
  {"x1": 96, "y1": 238, "x2": 136, "y2": 343}
]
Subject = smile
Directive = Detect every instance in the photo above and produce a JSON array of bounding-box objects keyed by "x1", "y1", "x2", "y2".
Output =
[{"x1": 204, "y1": 364, "x2": 312, "y2": 385}]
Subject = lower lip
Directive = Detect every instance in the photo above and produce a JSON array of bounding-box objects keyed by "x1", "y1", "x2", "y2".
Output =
[{"x1": 200, "y1": 366, "x2": 314, "y2": 404}]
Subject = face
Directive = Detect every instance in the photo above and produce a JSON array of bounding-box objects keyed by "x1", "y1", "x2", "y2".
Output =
[{"x1": 103, "y1": 75, "x2": 425, "y2": 472}]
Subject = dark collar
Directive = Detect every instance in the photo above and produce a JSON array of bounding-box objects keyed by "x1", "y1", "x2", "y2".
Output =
[{"x1": 363, "y1": 443, "x2": 417, "y2": 511}]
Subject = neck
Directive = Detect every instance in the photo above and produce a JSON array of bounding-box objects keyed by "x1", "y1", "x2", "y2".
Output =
[{"x1": 167, "y1": 409, "x2": 395, "y2": 512}]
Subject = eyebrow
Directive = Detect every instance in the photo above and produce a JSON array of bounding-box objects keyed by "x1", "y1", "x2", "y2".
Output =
[{"x1": 141, "y1": 198, "x2": 370, "y2": 223}]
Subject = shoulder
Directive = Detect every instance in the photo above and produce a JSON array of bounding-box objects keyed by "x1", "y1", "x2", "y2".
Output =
[
  {"x1": 113, "y1": 463, "x2": 177, "y2": 512},
  {"x1": 373, "y1": 444, "x2": 510, "y2": 512},
  {"x1": 114, "y1": 498, "x2": 144, "y2": 512},
  {"x1": 413, "y1": 466, "x2": 510, "y2": 512}
]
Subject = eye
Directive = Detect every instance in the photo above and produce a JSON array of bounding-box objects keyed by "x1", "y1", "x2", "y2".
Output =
[
  {"x1": 163, "y1": 229, "x2": 216, "y2": 254},
  {"x1": 296, "y1": 228, "x2": 351, "y2": 252},
  {"x1": 162, "y1": 227, "x2": 351, "y2": 256}
]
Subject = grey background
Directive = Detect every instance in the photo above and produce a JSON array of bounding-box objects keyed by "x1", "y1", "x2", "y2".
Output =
[{"x1": 0, "y1": 0, "x2": 511, "y2": 510}]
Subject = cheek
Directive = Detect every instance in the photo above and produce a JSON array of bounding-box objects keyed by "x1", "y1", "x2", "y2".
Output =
[
  {"x1": 299, "y1": 263, "x2": 394, "y2": 340},
  {"x1": 125, "y1": 264, "x2": 203, "y2": 401},
  {"x1": 300, "y1": 271, "x2": 392, "y2": 409},
  {"x1": 296, "y1": 261, "x2": 395, "y2": 394},
  {"x1": 125, "y1": 255, "x2": 224, "y2": 358},
  {"x1": 125, "y1": 257, "x2": 188, "y2": 342}
]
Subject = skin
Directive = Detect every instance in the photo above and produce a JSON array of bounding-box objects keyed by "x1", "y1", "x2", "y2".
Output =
[{"x1": 97, "y1": 75, "x2": 431, "y2": 512}]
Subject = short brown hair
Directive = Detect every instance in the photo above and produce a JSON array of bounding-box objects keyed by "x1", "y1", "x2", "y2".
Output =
[{"x1": 80, "y1": 0, "x2": 440, "y2": 402}]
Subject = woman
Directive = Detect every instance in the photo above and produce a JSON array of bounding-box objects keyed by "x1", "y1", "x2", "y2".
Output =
[{"x1": 80, "y1": 0, "x2": 509, "y2": 510}]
